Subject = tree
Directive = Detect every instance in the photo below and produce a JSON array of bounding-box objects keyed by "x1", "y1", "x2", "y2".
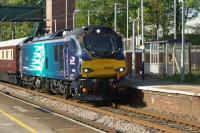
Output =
[{"x1": 76, "y1": 0, "x2": 200, "y2": 40}]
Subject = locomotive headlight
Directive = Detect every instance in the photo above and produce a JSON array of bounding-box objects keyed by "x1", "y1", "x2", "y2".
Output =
[
  {"x1": 115, "y1": 67, "x2": 125, "y2": 73},
  {"x1": 82, "y1": 68, "x2": 94, "y2": 73}
]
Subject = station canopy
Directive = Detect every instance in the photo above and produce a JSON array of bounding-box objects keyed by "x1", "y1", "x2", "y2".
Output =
[{"x1": 0, "y1": 5, "x2": 43, "y2": 22}]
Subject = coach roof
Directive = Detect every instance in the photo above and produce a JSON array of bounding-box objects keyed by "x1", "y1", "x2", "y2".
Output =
[{"x1": 0, "y1": 37, "x2": 28, "y2": 48}]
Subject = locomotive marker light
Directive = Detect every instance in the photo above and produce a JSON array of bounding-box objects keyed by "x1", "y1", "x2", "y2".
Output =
[
  {"x1": 115, "y1": 67, "x2": 126, "y2": 73},
  {"x1": 83, "y1": 68, "x2": 94, "y2": 73},
  {"x1": 96, "y1": 29, "x2": 101, "y2": 33},
  {"x1": 119, "y1": 68, "x2": 125, "y2": 72}
]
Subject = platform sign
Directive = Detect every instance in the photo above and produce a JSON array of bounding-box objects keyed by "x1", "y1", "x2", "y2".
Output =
[{"x1": 64, "y1": 48, "x2": 80, "y2": 80}]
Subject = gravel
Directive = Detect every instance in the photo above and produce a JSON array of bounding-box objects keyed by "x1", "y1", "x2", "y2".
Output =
[
  {"x1": 0, "y1": 86, "x2": 160, "y2": 133},
  {"x1": 141, "y1": 107, "x2": 197, "y2": 122}
]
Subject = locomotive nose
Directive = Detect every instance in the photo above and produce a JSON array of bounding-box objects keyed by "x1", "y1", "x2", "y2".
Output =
[{"x1": 81, "y1": 59, "x2": 127, "y2": 78}]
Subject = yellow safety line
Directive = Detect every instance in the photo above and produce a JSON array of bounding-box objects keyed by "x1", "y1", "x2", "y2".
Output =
[{"x1": 0, "y1": 109, "x2": 38, "y2": 133}]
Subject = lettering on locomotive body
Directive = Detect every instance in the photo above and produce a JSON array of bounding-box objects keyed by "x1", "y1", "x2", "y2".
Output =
[{"x1": 70, "y1": 56, "x2": 75, "y2": 65}]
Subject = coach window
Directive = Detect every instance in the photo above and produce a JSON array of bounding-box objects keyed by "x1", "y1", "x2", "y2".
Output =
[
  {"x1": 6, "y1": 50, "x2": 8, "y2": 59},
  {"x1": 2, "y1": 51, "x2": 4, "y2": 59},
  {"x1": 11, "y1": 50, "x2": 13, "y2": 59}
]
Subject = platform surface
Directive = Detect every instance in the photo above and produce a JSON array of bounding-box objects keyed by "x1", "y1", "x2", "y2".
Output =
[
  {"x1": 125, "y1": 77, "x2": 200, "y2": 96},
  {"x1": 0, "y1": 88, "x2": 101, "y2": 133}
]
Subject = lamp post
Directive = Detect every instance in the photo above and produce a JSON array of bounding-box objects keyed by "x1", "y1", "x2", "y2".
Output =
[{"x1": 181, "y1": 0, "x2": 185, "y2": 82}]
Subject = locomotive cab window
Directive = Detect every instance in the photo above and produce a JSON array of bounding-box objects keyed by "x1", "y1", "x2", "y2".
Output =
[
  {"x1": 84, "y1": 36, "x2": 122, "y2": 58},
  {"x1": 54, "y1": 45, "x2": 64, "y2": 72}
]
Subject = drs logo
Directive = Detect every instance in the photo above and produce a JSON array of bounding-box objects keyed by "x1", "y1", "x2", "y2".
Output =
[
  {"x1": 70, "y1": 56, "x2": 75, "y2": 65},
  {"x1": 65, "y1": 48, "x2": 80, "y2": 79}
]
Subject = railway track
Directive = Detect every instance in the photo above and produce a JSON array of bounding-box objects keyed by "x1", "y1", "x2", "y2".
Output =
[
  {"x1": 0, "y1": 82, "x2": 200, "y2": 133},
  {"x1": 97, "y1": 104, "x2": 200, "y2": 133}
]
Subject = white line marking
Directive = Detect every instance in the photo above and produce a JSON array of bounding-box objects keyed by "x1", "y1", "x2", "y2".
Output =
[
  {"x1": 137, "y1": 86, "x2": 200, "y2": 97},
  {"x1": 0, "y1": 123, "x2": 13, "y2": 126},
  {"x1": 0, "y1": 92, "x2": 106, "y2": 133}
]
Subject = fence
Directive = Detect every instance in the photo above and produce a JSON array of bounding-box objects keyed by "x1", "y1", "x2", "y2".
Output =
[{"x1": 190, "y1": 45, "x2": 200, "y2": 75}]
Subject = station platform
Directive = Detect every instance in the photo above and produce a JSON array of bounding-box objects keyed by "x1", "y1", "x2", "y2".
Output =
[
  {"x1": 0, "y1": 89, "x2": 102, "y2": 133},
  {"x1": 124, "y1": 77, "x2": 200, "y2": 97},
  {"x1": 123, "y1": 77, "x2": 200, "y2": 122}
]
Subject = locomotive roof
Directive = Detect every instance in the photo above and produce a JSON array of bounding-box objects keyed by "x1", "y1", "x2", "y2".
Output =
[
  {"x1": 0, "y1": 37, "x2": 28, "y2": 48},
  {"x1": 70, "y1": 26, "x2": 121, "y2": 37}
]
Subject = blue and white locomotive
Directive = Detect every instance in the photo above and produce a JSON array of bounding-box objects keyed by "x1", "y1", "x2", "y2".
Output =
[{"x1": 1, "y1": 26, "x2": 127, "y2": 100}]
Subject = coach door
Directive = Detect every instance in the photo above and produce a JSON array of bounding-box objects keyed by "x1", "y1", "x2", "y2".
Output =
[{"x1": 64, "y1": 38, "x2": 80, "y2": 80}]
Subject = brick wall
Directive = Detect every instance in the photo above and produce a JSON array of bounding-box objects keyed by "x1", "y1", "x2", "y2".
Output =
[{"x1": 46, "y1": 0, "x2": 75, "y2": 33}]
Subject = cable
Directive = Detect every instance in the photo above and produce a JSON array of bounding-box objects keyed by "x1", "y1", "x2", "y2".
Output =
[{"x1": 0, "y1": 6, "x2": 11, "y2": 14}]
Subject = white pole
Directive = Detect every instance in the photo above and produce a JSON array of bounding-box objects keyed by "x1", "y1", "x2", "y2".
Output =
[
  {"x1": 137, "y1": 8, "x2": 140, "y2": 47},
  {"x1": 114, "y1": 3, "x2": 117, "y2": 31},
  {"x1": 73, "y1": 13, "x2": 75, "y2": 29},
  {"x1": 173, "y1": 45, "x2": 175, "y2": 74},
  {"x1": 157, "y1": 29, "x2": 159, "y2": 41},
  {"x1": 54, "y1": 19, "x2": 57, "y2": 32},
  {"x1": 127, "y1": 0, "x2": 129, "y2": 40},
  {"x1": 141, "y1": 0, "x2": 145, "y2": 79},
  {"x1": 132, "y1": 20, "x2": 135, "y2": 77},
  {"x1": 88, "y1": 10, "x2": 90, "y2": 26},
  {"x1": 166, "y1": 43, "x2": 168, "y2": 75},
  {"x1": 181, "y1": 0, "x2": 185, "y2": 82},
  {"x1": 174, "y1": 0, "x2": 177, "y2": 39},
  {"x1": 66, "y1": 0, "x2": 68, "y2": 29}
]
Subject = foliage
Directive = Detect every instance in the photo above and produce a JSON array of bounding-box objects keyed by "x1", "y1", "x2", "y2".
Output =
[
  {"x1": 0, "y1": 22, "x2": 34, "y2": 40},
  {"x1": 5, "y1": 0, "x2": 42, "y2": 6},
  {"x1": 76, "y1": 0, "x2": 200, "y2": 39}
]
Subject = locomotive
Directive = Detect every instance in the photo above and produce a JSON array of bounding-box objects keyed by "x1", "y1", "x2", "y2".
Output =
[{"x1": 0, "y1": 26, "x2": 127, "y2": 100}]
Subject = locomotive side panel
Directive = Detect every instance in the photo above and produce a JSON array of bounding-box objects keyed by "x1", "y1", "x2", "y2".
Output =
[
  {"x1": 21, "y1": 42, "x2": 45, "y2": 77},
  {"x1": 21, "y1": 40, "x2": 65, "y2": 80},
  {"x1": 44, "y1": 41, "x2": 65, "y2": 80}
]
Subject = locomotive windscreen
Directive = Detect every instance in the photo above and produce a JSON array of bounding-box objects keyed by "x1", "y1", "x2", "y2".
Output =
[{"x1": 84, "y1": 36, "x2": 123, "y2": 58}]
